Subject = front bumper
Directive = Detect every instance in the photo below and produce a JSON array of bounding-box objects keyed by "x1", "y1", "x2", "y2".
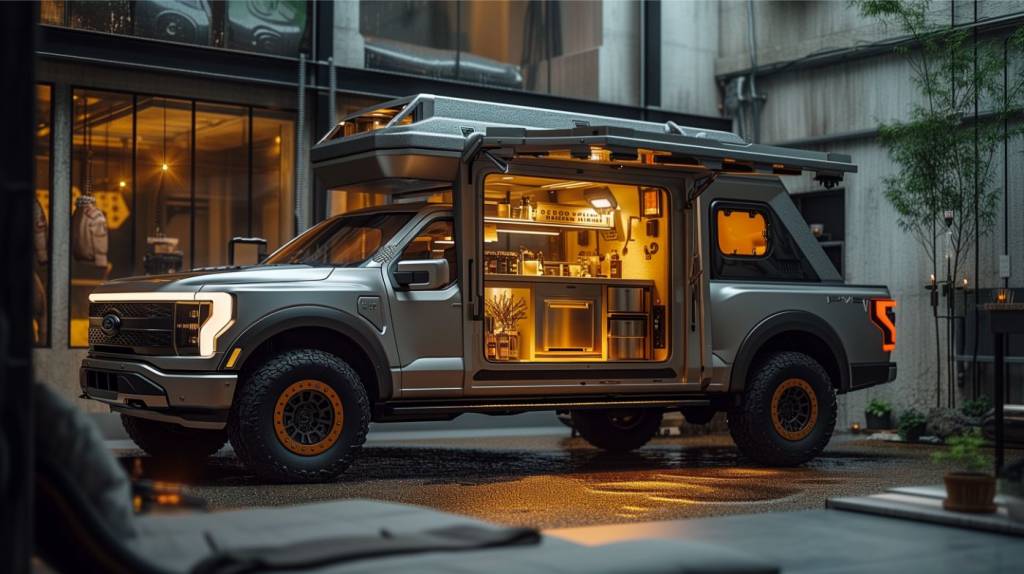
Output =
[{"x1": 80, "y1": 356, "x2": 237, "y2": 429}]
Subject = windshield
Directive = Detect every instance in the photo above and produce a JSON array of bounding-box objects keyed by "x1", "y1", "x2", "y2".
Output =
[{"x1": 264, "y1": 212, "x2": 414, "y2": 266}]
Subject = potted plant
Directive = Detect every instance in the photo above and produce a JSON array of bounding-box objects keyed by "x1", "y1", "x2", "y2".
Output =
[
  {"x1": 932, "y1": 429, "x2": 995, "y2": 513},
  {"x1": 865, "y1": 398, "x2": 893, "y2": 429},
  {"x1": 897, "y1": 409, "x2": 927, "y2": 442}
]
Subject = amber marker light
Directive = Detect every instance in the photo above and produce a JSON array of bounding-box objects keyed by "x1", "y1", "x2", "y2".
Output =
[{"x1": 870, "y1": 298, "x2": 897, "y2": 352}]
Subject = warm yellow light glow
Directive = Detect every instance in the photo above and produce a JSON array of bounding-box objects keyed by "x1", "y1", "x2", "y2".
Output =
[
  {"x1": 119, "y1": 180, "x2": 127, "y2": 188},
  {"x1": 88, "y1": 291, "x2": 233, "y2": 357},
  {"x1": 589, "y1": 198, "x2": 613, "y2": 209},
  {"x1": 496, "y1": 228, "x2": 560, "y2": 236},
  {"x1": 716, "y1": 209, "x2": 768, "y2": 256},
  {"x1": 274, "y1": 135, "x2": 281, "y2": 144},
  {"x1": 225, "y1": 347, "x2": 242, "y2": 369},
  {"x1": 161, "y1": 163, "x2": 169, "y2": 172}
]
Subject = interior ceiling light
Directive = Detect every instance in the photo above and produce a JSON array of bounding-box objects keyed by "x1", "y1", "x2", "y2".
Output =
[
  {"x1": 585, "y1": 186, "x2": 618, "y2": 210},
  {"x1": 496, "y1": 228, "x2": 559, "y2": 236}
]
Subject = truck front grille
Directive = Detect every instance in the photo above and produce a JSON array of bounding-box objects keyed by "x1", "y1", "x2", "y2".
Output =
[{"x1": 88, "y1": 301, "x2": 175, "y2": 355}]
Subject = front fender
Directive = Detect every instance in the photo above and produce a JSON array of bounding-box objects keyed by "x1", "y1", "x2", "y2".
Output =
[{"x1": 220, "y1": 305, "x2": 395, "y2": 400}]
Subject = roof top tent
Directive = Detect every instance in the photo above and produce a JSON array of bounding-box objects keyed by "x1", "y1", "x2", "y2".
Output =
[{"x1": 310, "y1": 93, "x2": 856, "y2": 204}]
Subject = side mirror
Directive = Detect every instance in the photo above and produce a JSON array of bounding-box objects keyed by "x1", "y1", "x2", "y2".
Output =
[
  {"x1": 229, "y1": 237, "x2": 268, "y2": 266},
  {"x1": 394, "y1": 259, "x2": 450, "y2": 290}
]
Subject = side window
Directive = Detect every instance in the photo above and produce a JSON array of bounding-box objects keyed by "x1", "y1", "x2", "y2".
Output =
[
  {"x1": 398, "y1": 218, "x2": 457, "y2": 285},
  {"x1": 716, "y1": 207, "x2": 769, "y2": 257},
  {"x1": 710, "y1": 201, "x2": 818, "y2": 282}
]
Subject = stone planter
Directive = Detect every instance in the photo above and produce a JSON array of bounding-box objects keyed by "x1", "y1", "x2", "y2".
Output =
[
  {"x1": 943, "y1": 472, "x2": 997, "y2": 513},
  {"x1": 865, "y1": 411, "x2": 892, "y2": 430}
]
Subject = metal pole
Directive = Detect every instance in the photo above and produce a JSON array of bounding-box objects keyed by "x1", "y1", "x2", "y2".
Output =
[
  {"x1": 995, "y1": 330, "x2": 1005, "y2": 474},
  {"x1": 295, "y1": 52, "x2": 307, "y2": 234},
  {"x1": 328, "y1": 56, "x2": 336, "y2": 130}
]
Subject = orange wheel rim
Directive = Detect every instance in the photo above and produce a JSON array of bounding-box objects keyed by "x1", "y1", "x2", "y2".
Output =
[
  {"x1": 273, "y1": 379, "x2": 344, "y2": 456},
  {"x1": 770, "y1": 378, "x2": 818, "y2": 441}
]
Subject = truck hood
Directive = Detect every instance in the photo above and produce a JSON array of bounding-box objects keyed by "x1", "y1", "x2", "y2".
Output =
[{"x1": 92, "y1": 265, "x2": 333, "y2": 295}]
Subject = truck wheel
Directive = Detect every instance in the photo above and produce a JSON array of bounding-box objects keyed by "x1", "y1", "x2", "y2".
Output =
[
  {"x1": 728, "y1": 351, "x2": 837, "y2": 466},
  {"x1": 121, "y1": 415, "x2": 227, "y2": 461},
  {"x1": 229, "y1": 349, "x2": 370, "y2": 483},
  {"x1": 571, "y1": 409, "x2": 663, "y2": 452}
]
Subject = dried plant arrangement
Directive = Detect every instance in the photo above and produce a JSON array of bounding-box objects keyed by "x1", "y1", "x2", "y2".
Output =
[{"x1": 486, "y1": 293, "x2": 527, "y2": 333}]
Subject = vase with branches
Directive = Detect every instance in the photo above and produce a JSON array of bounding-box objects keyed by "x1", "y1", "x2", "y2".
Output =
[{"x1": 486, "y1": 293, "x2": 528, "y2": 360}]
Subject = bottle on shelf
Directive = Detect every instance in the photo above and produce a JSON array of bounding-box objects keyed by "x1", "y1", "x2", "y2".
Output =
[{"x1": 610, "y1": 249, "x2": 622, "y2": 279}]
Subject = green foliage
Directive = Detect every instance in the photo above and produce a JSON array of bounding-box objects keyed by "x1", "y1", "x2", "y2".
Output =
[
  {"x1": 897, "y1": 408, "x2": 927, "y2": 439},
  {"x1": 961, "y1": 395, "x2": 991, "y2": 419},
  {"x1": 931, "y1": 428, "x2": 991, "y2": 473},
  {"x1": 866, "y1": 398, "x2": 893, "y2": 417},
  {"x1": 852, "y1": 0, "x2": 1024, "y2": 281}
]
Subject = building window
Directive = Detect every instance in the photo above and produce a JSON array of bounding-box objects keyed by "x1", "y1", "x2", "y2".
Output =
[
  {"x1": 352, "y1": 0, "x2": 638, "y2": 104},
  {"x1": 69, "y1": 88, "x2": 295, "y2": 347},
  {"x1": 715, "y1": 207, "x2": 769, "y2": 257},
  {"x1": 40, "y1": 1, "x2": 311, "y2": 57},
  {"x1": 34, "y1": 84, "x2": 54, "y2": 347}
]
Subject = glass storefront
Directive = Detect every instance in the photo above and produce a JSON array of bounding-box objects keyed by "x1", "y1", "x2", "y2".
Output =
[
  {"x1": 34, "y1": 85, "x2": 54, "y2": 347},
  {"x1": 69, "y1": 88, "x2": 295, "y2": 347},
  {"x1": 40, "y1": 0, "x2": 311, "y2": 58}
]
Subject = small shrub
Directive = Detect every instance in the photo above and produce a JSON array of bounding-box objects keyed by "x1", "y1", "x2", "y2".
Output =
[
  {"x1": 931, "y1": 428, "x2": 991, "y2": 473},
  {"x1": 866, "y1": 399, "x2": 893, "y2": 418},
  {"x1": 961, "y1": 395, "x2": 991, "y2": 419},
  {"x1": 897, "y1": 408, "x2": 927, "y2": 440}
]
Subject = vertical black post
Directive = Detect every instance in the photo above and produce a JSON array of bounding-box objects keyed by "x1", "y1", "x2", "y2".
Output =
[
  {"x1": 0, "y1": 2, "x2": 36, "y2": 572},
  {"x1": 994, "y1": 331, "x2": 1005, "y2": 475},
  {"x1": 313, "y1": 0, "x2": 335, "y2": 139},
  {"x1": 643, "y1": 0, "x2": 661, "y2": 112}
]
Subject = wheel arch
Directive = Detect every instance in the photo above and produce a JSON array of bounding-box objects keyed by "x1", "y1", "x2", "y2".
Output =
[
  {"x1": 729, "y1": 311, "x2": 850, "y2": 394},
  {"x1": 222, "y1": 306, "x2": 393, "y2": 403}
]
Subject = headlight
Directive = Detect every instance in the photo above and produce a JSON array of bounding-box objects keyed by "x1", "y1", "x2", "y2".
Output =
[
  {"x1": 174, "y1": 302, "x2": 210, "y2": 355},
  {"x1": 89, "y1": 291, "x2": 234, "y2": 357}
]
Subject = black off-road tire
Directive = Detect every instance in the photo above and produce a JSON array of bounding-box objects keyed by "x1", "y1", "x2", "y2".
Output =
[
  {"x1": 727, "y1": 351, "x2": 837, "y2": 466},
  {"x1": 571, "y1": 409, "x2": 663, "y2": 452},
  {"x1": 121, "y1": 414, "x2": 227, "y2": 461},
  {"x1": 229, "y1": 348, "x2": 370, "y2": 483}
]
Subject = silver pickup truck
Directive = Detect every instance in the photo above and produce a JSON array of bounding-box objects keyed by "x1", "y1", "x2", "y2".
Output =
[{"x1": 82, "y1": 95, "x2": 897, "y2": 482}]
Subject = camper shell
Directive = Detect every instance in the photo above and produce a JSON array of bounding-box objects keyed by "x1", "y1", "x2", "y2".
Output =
[{"x1": 82, "y1": 94, "x2": 896, "y2": 482}]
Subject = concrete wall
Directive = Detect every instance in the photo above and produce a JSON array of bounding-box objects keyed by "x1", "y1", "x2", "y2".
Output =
[
  {"x1": 715, "y1": 0, "x2": 1024, "y2": 424},
  {"x1": 661, "y1": 0, "x2": 720, "y2": 117}
]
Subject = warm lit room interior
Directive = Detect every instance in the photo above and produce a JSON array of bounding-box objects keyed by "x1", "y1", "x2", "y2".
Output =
[{"x1": 482, "y1": 174, "x2": 670, "y2": 363}]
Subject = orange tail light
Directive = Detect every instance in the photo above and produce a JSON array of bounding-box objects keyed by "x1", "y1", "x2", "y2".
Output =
[{"x1": 870, "y1": 298, "x2": 896, "y2": 352}]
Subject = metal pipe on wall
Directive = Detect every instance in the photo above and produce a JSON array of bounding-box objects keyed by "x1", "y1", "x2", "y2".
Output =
[
  {"x1": 746, "y1": 0, "x2": 761, "y2": 143},
  {"x1": 295, "y1": 52, "x2": 306, "y2": 234}
]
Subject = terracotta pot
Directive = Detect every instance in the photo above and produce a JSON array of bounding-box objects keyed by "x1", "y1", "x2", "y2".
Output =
[{"x1": 943, "y1": 472, "x2": 997, "y2": 513}]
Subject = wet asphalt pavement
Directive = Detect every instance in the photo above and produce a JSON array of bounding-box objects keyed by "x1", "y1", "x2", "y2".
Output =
[{"x1": 116, "y1": 429, "x2": 988, "y2": 530}]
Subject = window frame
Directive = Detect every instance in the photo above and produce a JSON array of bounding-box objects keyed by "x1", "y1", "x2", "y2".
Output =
[
  {"x1": 711, "y1": 201, "x2": 772, "y2": 261},
  {"x1": 389, "y1": 215, "x2": 458, "y2": 291},
  {"x1": 34, "y1": 82, "x2": 55, "y2": 348}
]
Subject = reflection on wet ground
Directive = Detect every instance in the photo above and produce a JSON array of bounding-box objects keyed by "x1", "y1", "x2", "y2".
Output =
[{"x1": 120, "y1": 433, "x2": 956, "y2": 529}]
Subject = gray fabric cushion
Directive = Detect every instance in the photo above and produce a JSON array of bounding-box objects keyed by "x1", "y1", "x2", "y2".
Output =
[
  {"x1": 134, "y1": 499, "x2": 777, "y2": 574},
  {"x1": 34, "y1": 382, "x2": 137, "y2": 537}
]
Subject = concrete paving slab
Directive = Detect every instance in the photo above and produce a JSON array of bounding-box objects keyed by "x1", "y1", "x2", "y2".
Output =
[{"x1": 546, "y1": 508, "x2": 1024, "y2": 573}]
